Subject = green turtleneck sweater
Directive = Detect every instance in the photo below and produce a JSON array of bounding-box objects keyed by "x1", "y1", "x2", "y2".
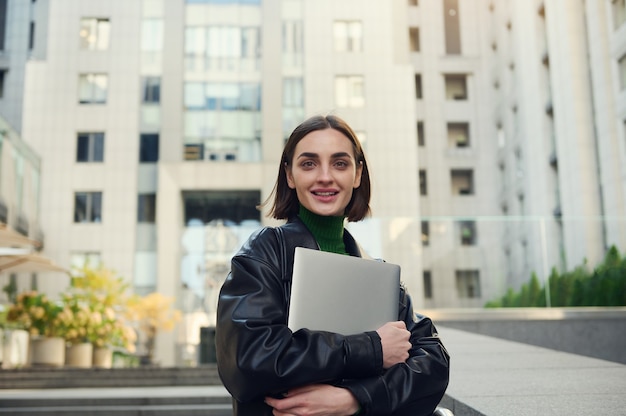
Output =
[{"x1": 298, "y1": 205, "x2": 348, "y2": 255}]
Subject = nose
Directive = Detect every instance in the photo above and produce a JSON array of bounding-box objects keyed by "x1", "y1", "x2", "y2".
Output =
[{"x1": 316, "y1": 164, "x2": 332, "y2": 183}]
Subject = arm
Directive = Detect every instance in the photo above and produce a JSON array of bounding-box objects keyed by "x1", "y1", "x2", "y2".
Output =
[
  {"x1": 216, "y1": 235, "x2": 383, "y2": 403},
  {"x1": 337, "y1": 287, "x2": 450, "y2": 416}
]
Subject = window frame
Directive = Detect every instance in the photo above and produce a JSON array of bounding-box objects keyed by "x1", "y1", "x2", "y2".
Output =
[{"x1": 74, "y1": 191, "x2": 102, "y2": 223}]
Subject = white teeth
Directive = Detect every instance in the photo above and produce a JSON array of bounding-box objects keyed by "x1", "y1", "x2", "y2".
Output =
[{"x1": 315, "y1": 192, "x2": 336, "y2": 196}]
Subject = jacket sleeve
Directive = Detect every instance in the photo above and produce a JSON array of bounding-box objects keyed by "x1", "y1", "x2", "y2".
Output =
[
  {"x1": 215, "y1": 230, "x2": 384, "y2": 403},
  {"x1": 336, "y1": 287, "x2": 450, "y2": 416}
]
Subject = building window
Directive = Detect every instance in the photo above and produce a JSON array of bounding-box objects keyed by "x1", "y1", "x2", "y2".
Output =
[
  {"x1": 78, "y1": 74, "x2": 108, "y2": 104},
  {"x1": 283, "y1": 77, "x2": 305, "y2": 141},
  {"x1": 0, "y1": 69, "x2": 5, "y2": 98},
  {"x1": 444, "y1": 0, "x2": 461, "y2": 54},
  {"x1": 419, "y1": 170, "x2": 427, "y2": 195},
  {"x1": 415, "y1": 74, "x2": 422, "y2": 99},
  {"x1": 70, "y1": 252, "x2": 102, "y2": 270},
  {"x1": 421, "y1": 221, "x2": 430, "y2": 246},
  {"x1": 620, "y1": 55, "x2": 626, "y2": 90},
  {"x1": 28, "y1": 21, "x2": 35, "y2": 50},
  {"x1": 445, "y1": 74, "x2": 467, "y2": 99},
  {"x1": 183, "y1": 190, "x2": 261, "y2": 225},
  {"x1": 447, "y1": 122, "x2": 470, "y2": 147},
  {"x1": 74, "y1": 191, "x2": 102, "y2": 223},
  {"x1": 282, "y1": 20, "x2": 303, "y2": 68},
  {"x1": 140, "y1": 133, "x2": 159, "y2": 162},
  {"x1": 76, "y1": 132, "x2": 104, "y2": 162},
  {"x1": 142, "y1": 19, "x2": 163, "y2": 52},
  {"x1": 456, "y1": 270, "x2": 481, "y2": 298},
  {"x1": 417, "y1": 121, "x2": 425, "y2": 146},
  {"x1": 184, "y1": 143, "x2": 204, "y2": 161},
  {"x1": 335, "y1": 75, "x2": 365, "y2": 108},
  {"x1": 0, "y1": 0, "x2": 6, "y2": 50},
  {"x1": 79, "y1": 18, "x2": 110, "y2": 50},
  {"x1": 138, "y1": 193, "x2": 156, "y2": 223},
  {"x1": 423, "y1": 271, "x2": 432, "y2": 299},
  {"x1": 459, "y1": 220, "x2": 477, "y2": 245},
  {"x1": 185, "y1": 25, "x2": 260, "y2": 72},
  {"x1": 451, "y1": 169, "x2": 474, "y2": 195},
  {"x1": 334, "y1": 21, "x2": 363, "y2": 52},
  {"x1": 184, "y1": 82, "x2": 262, "y2": 162},
  {"x1": 614, "y1": 0, "x2": 626, "y2": 29},
  {"x1": 142, "y1": 77, "x2": 161, "y2": 103},
  {"x1": 409, "y1": 27, "x2": 420, "y2": 52}
]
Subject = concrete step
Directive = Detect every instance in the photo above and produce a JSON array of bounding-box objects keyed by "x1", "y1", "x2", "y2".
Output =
[
  {"x1": 0, "y1": 386, "x2": 233, "y2": 416},
  {"x1": 0, "y1": 365, "x2": 222, "y2": 389}
]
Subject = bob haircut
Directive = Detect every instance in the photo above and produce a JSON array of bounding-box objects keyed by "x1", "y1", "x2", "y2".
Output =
[{"x1": 261, "y1": 114, "x2": 371, "y2": 222}]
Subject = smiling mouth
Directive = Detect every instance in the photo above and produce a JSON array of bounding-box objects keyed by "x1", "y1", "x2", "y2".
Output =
[{"x1": 313, "y1": 191, "x2": 338, "y2": 196}]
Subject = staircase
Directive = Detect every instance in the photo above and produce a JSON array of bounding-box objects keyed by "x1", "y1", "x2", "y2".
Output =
[{"x1": 0, "y1": 365, "x2": 234, "y2": 415}]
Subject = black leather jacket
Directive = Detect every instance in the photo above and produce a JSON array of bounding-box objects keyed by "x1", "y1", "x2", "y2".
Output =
[{"x1": 216, "y1": 217, "x2": 450, "y2": 415}]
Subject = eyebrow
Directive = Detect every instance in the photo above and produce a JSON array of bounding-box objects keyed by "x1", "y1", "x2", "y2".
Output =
[{"x1": 296, "y1": 151, "x2": 352, "y2": 159}]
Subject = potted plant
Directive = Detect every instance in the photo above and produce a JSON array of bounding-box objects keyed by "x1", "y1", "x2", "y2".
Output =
[
  {"x1": 65, "y1": 263, "x2": 137, "y2": 367},
  {"x1": 6, "y1": 291, "x2": 65, "y2": 367},
  {"x1": 126, "y1": 292, "x2": 181, "y2": 366}
]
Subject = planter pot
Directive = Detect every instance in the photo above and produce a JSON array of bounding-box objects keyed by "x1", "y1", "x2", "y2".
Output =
[
  {"x1": 30, "y1": 336, "x2": 65, "y2": 367},
  {"x1": 92, "y1": 346, "x2": 113, "y2": 368},
  {"x1": 1, "y1": 329, "x2": 30, "y2": 369},
  {"x1": 65, "y1": 342, "x2": 93, "y2": 368}
]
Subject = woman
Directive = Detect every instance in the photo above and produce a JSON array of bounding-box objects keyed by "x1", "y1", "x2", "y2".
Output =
[{"x1": 216, "y1": 115, "x2": 450, "y2": 415}]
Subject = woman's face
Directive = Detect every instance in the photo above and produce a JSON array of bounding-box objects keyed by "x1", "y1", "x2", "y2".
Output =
[{"x1": 286, "y1": 128, "x2": 363, "y2": 217}]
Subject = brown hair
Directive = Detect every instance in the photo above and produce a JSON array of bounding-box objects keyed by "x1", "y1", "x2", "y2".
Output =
[{"x1": 259, "y1": 114, "x2": 371, "y2": 222}]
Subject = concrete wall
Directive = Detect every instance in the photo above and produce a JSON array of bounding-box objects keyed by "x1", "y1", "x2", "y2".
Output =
[{"x1": 426, "y1": 307, "x2": 626, "y2": 364}]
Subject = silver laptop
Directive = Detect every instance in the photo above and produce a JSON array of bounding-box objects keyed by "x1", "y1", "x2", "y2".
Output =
[{"x1": 287, "y1": 247, "x2": 401, "y2": 335}]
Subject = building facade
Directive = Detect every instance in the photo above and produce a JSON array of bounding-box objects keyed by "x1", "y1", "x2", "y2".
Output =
[{"x1": 0, "y1": 0, "x2": 624, "y2": 364}]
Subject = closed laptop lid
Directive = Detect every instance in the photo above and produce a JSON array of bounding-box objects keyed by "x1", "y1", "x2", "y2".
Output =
[{"x1": 287, "y1": 247, "x2": 400, "y2": 335}]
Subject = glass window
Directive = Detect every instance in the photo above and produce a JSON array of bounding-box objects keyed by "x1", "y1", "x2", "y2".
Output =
[
  {"x1": 0, "y1": 0, "x2": 6, "y2": 51},
  {"x1": 141, "y1": 19, "x2": 163, "y2": 51},
  {"x1": 451, "y1": 169, "x2": 474, "y2": 195},
  {"x1": 283, "y1": 78, "x2": 303, "y2": 107},
  {"x1": 182, "y1": 190, "x2": 261, "y2": 225},
  {"x1": 417, "y1": 121, "x2": 425, "y2": 146},
  {"x1": 415, "y1": 74, "x2": 422, "y2": 99},
  {"x1": 456, "y1": 270, "x2": 481, "y2": 298},
  {"x1": 334, "y1": 21, "x2": 363, "y2": 52},
  {"x1": 134, "y1": 251, "x2": 157, "y2": 296},
  {"x1": 0, "y1": 69, "x2": 6, "y2": 98},
  {"x1": 421, "y1": 221, "x2": 429, "y2": 246},
  {"x1": 447, "y1": 123, "x2": 470, "y2": 147},
  {"x1": 76, "y1": 132, "x2": 104, "y2": 162},
  {"x1": 140, "y1": 133, "x2": 159, "y2": 162},
  {"x1": 423, "y1": 271, "x2": 432, "y2": 299},
  {"x1": 335, "y1": 75, "x2": 365, "y2": 108},
  {"x1": 78, "y1": 74, "x2": 108, "y2": 104},
  {"x1": 74, "y1": 191, "x2": 102, "y2": 223},
  {"x1": 444, "y1": 0, "x2": 461, "y2": 54},
  {"x1": 79, "y1": 18, "x2": 110, "y2": 50},
  {"x1": 142, "y1": 76, "x2": 161, "y2": 103},
  {"x1": 138, "y1": 193, "x2": 156, "y2": 223},
  {"x1": 419, "y1": 170, "x2": 427, "y2": 195},
  {"x1": 70, "y1": 252, "x2": 102, "y2": 270},
  {"x1": 459, "y1": 220, "x2": 477, "y2": 245},
  {"x1": 409, "y1": 27, "x2": 420, "y2": 52},
  {"x1": 445, "y1": 74, "x2": 467, "y2": 99},
  {"x1": 282, "y1": 20, "x2": 303, "y2": 68}
]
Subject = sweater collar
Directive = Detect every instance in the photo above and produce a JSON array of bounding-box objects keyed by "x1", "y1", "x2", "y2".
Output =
[{"x1": 297, "y1": 205, "x2": 347, "y2": 254}]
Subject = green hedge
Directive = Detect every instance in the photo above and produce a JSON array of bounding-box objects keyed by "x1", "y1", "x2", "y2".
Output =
[{"x1": 486, "y1": 245, "x2": 626, "y2": 308}]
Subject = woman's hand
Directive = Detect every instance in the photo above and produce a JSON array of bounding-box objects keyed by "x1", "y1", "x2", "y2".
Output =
[
  {"x1": 265, "y1": 384, "x2": 359, "y2": 416},
  {"x1": 376, "y1": 321, "x2": 411, "y2": 369}
]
